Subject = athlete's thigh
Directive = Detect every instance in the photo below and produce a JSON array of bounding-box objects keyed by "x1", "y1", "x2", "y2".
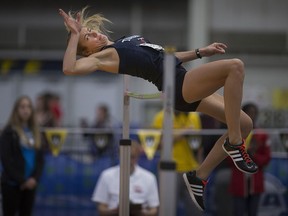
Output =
[
  {"x1": 182, "y1": 59, "x2": 235, "y2": 103},
  {"x1": 196, "y1": 93, "x2": 227, "y2": 124},
  {"x1": 197, "y1": 93, "x2": 252, "y2": 134}
]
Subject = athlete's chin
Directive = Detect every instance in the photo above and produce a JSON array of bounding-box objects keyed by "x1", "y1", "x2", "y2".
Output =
[
  {"x1": 99, "y1": 41, "x2": 108, "y2": 49},
  {"x1": 92, "y1": 43, "x2": 107, "y2": 53},
  {"x1": 102, "y1": 37, "x2": 109, "y2": 45}
]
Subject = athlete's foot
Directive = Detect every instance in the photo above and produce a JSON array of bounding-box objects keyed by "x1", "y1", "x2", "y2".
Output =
[
  {"x1": 183, "y1": 171, "x2": 207, "y2": 211},
  {"x1": 222, "y1": 138, "x2": 258, "y2": 174}
]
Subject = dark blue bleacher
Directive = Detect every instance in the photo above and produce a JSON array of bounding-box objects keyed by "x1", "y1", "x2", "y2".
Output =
[{"x1": 34, "y1": 152, "x2": 160, "y2": 216}]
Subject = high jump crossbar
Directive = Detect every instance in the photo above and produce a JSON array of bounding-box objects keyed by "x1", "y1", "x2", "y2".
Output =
[
  {"x1": 125, "y1": 91, "x2": 162, "y2": 100},
  {"x1": 119, "y1": 48, "x2": 177, "y2": 216}
]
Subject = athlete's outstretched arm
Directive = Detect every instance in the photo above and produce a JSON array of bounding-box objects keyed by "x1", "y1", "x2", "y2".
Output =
[
  {"x1": 59, "y1": 9, "x2": 100, "y2": 75},
  {"x1": 175, "y1": 42, "x2": 227, "y2": 63}
]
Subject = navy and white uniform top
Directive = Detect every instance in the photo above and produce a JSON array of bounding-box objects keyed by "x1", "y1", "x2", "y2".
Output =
[
  {"x1": 102, "y1": 35, "x2": 183, "y2": 91},
  {"x1": 102, "y1": 35, "x2": 202, "y2": 112}
]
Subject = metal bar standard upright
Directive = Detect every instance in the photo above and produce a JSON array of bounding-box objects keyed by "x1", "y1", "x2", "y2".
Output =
[
  {"x1": 159, "y1": 49, "x2": 177, "y2": 216},
  {"x1": 119, "y1": 75, "x2": 131, "y2": 216}
]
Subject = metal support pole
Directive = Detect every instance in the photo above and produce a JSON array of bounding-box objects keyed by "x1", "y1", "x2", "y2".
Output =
[
  {"x1": 119, "y1": 75, "x2": 131, "y2": 216},
  {"x1": 187, "y1": 0, "x2": 210, "y2": 68},
  {"x1": 159, "y1": 49, "x2": 177, "y2": 216}
]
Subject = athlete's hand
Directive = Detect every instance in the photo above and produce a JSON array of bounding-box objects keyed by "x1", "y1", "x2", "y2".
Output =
[
  {"x1": 200, "y1": 42, "x2": 227, "y2": 57},
  {"x1": 59, "y1": 9, "x2": 82, "y2": 34}
]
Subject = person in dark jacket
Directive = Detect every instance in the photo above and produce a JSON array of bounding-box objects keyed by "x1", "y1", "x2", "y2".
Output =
[
  {"x1": 0, "y1": 95, "x2": 45, "y2": 216},
  {"x1": 228, "y1": 103, "x2": 271, "y2": 216}
]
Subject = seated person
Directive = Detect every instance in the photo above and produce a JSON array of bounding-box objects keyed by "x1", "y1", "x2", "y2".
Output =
[{"x1": 91, "y1": 140, "x2": 159, "y2": 216}]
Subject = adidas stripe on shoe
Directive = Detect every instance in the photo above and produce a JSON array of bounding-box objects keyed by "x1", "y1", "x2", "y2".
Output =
[
  {"x1": 183, "y1": 171, "x2": 207, "y2": 211},
  {"x1": 222, "y1": 138, "x2": 258, "y2": 174}
]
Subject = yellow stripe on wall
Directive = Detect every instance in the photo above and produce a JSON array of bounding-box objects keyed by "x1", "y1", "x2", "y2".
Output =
[
  {"x1": 1, "y1": 60, "x2": 14, "y2": 75},
  {"x1": 24, "y1": 60, "x2": 41, "y2": 75}
]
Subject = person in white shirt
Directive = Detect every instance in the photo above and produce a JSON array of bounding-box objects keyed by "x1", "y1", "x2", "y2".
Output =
[{"x1": 91, "y1": 140, "x2": 159, "y2": 216}]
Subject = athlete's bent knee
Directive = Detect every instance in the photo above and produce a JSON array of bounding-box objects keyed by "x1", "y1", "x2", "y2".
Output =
[{"x1": 229, "y1": 58, "x2": 245, "y2": 80}]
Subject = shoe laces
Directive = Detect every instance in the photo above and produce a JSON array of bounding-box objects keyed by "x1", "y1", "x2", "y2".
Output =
[
  {"x1": 201, "y1": 179, "x2": 208, "y2": 186},
  {"x1": 239, "y1": 144, "x2": 252, "y2": 163}
]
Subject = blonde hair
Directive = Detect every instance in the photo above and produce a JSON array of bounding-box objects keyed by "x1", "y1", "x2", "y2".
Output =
[
  {"x1": 7, "y1": 96, "x2": 41, "y2": 149},
  {"x1": 66, "y1": 6, "x2": 112, "y2": 56}
]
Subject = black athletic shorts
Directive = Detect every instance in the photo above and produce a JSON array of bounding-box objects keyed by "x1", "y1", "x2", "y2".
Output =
[{"x1": 174, "y1": 65, "x2": 201, "y2": 112}]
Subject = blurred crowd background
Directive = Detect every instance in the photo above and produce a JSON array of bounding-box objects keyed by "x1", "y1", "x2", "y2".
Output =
[{"x1": 0, "y1": 0, "x2": 287, "y2": 215}]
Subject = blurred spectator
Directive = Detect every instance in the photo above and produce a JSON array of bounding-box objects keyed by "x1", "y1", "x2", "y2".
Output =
[
  {"x1": 93, "y1": 104, "x2": 112, "y2": 128},
  {"x1": 35, "y1": 91, "x2": 63, "y2": 127},
  {"x1": 49, "y1": 94, "x2": 63, "y2": 127},
  {"x1": 228, "y1": 103, "x2": 271, "y2": 216},
  {"x1": 82, "y1": 104, "x2": 117, "y2": 160},
  {"x1": 35, "y1": 92, "x2": 63, "y2": 152},
  {"x1": 152, "y1": 110, "x2": 203, "y2": 216},
  {"x1": 91, "y1": 140, "x2": 159, "y2": 216},
  {"x1": 0, "y1": 95, "x2": 45, "y2": 216},
  {"x1": 35, "y1": 92, "x2": 56, "y2": 127}
]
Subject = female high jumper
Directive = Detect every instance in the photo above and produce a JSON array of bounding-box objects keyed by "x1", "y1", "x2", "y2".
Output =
[{"x1": 59, "y1": 7, "x2": 258, "y2": 211}]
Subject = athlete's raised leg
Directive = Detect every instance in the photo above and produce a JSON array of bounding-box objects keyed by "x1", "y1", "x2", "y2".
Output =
[
  {"x1": 182, "y1": 58, "x2": 245, "y2": 145},
  {"x1": 194, "y1": 93, "x2": 252, "y2": 180},
  {"x1": 181, "y1": 58, "x2": 259, "y2": 212},
  {"x1": 182, "y1": 93, "x2": 254, "y2": 211}
]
